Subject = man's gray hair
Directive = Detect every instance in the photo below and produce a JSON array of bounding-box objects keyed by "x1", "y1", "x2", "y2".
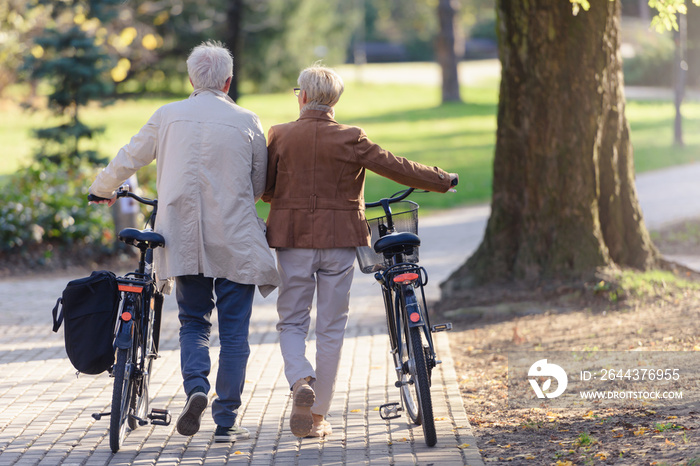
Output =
[
  {"x1": 187, "y1": 41, "x2": 233, "y2": 90},
  {"x1": 298, "y1": 65, "x2": 344, "y2": 112}
]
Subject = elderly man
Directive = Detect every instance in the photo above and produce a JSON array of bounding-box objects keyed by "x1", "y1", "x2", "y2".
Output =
[
  {"x1": 263, "y1": 65, "x2": 457, "y2": 438},
  {"x1": 89, "y1": 41, "x2": 279, "y2": 443}
]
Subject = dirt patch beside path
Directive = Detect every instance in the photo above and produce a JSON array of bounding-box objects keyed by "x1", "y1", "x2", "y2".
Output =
[{"x1": 443, "y1": 219, "x2": 700, "y2": 465}]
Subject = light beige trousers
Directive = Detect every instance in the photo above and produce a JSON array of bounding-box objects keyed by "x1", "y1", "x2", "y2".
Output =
[{"x1": 275, "y1": 247, "x2": 356, "y2": 416}]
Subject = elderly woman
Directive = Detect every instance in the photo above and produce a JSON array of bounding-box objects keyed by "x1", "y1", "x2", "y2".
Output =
[{"x1": 262, "y1": 65, "x2": 457, "y2": 438}]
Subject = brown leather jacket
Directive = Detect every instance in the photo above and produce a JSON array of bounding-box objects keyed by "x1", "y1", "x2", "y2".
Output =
[{"x1": 262, "y1": 109, "x2": 452, "y2": 249}]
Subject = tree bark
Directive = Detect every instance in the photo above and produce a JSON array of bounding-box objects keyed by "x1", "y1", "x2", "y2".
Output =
[
  {"x1": 441, "y1": 0, "x2": 658, "y2": 296},
  {"x1": 226, "y1": 0, "x2": 244, "y2": 102},
  {"x1": 436, "y1": 0, "x2": 461, "y2": 103}
]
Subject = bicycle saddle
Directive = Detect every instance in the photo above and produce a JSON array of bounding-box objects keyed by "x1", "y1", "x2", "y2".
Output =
[
  {"x1": 374, "y1": 232, "x2": 420, "y2": 254},
  {"x1": 118, "y1": 228, "x2": 165, "y2": 248}
]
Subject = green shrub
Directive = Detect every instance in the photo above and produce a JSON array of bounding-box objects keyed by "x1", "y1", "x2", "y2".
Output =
[
  {"x1": 469, "y1": 18, "x2": 497, "y2": 42},
  {"x1": 622, "y1": 35, "x2": 675, "y2": 87},
  {"x1": 0, "y1": 159, "x2": 113, "y2": 253}
]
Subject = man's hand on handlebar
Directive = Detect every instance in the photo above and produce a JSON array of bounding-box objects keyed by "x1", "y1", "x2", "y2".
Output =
[{"x1": 87, "y1": 193, "x2": 117, "y2": 207}]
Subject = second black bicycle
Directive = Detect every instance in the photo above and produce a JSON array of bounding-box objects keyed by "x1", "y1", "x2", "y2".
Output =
[{"x1": 356, "y1": 188, "x2": 453, "y2": 447}]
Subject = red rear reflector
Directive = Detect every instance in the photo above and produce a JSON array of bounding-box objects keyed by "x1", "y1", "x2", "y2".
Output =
[
  {"x1": 121, "y1": 312, "x2": 132, "y2": 321},
  {"x1": 119, "y1": 284, "x2": 143, "y2": 293},
  {"x1": 410, "y1": 312, "x2": 421, "y2": 323},
  {"x1": 393, "y1": 273, "x2": 419, "y2": 284}
]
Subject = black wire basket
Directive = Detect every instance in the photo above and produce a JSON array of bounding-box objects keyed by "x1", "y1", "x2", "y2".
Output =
[{"x1": 356, "y1": 200, "x2": 419, "y2": 274}]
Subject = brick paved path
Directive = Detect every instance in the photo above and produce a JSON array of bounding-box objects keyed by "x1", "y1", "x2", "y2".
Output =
[{"x1": 0, "y1": 206, "x2": 486, "y2": 466}]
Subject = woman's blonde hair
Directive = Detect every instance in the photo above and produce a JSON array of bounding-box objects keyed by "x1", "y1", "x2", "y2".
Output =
[{"x1": 298, "y1": 64, "x2": 344, "y2": 110}]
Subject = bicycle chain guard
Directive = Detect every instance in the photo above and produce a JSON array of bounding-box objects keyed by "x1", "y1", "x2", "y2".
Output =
[{"x1": 379, "y1": 402, "x2": 402, "y2": 420}]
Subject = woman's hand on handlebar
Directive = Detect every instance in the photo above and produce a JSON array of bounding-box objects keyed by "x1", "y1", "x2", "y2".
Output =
[{"x1": 448, "y1": 173, "x2": 459, "y2": 192}]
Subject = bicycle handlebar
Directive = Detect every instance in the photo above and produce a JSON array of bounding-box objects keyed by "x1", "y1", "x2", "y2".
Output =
[
  {"x1": 364, "y1": 176, "x2": 458, "y2": 209},
  {"x1": 87, "y1": 185, "x2": 156, "y2": 207},
  {"x1": 365, "y1": 188, "x2": 415, "y2": 208}
]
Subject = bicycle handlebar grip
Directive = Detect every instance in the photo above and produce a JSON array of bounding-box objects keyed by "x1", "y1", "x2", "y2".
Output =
[{"x1": 87, "y1": 193, "x2": 110, "y2": 202}]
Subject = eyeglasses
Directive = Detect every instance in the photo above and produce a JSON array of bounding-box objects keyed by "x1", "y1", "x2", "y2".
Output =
[{"x1": 293, "y1": 87, "x2": 301, "y2": 97}]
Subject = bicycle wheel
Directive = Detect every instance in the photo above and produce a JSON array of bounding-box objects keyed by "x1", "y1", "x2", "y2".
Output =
[
  {"x1": 127, "y1": 344, "x2": 151, "y2": 430},
  {"x1": 395, "y1": 314, "x2": 421, "y2": 424},
  {"x1": 409, "y1": 326, "x2": 437, "y2": 447},
  {"x1": 110, "y1": 347, "x2": 134, "y2": 452}
]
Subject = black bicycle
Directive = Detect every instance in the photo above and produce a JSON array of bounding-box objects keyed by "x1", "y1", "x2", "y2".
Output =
[
  {"x1": 356, "y1": 188, "x2": 453, "y2": 447},
  {"x1": 88, "y1": 186, "x2": 171, "y2": 452}
]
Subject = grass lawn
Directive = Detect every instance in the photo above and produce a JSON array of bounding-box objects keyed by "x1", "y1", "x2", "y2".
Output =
[{"x1": 2, "y1": 68, "x2": 699, "y2": 214}]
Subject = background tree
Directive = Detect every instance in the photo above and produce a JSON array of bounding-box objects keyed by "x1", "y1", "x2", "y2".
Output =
[
  {"x1": 24, "y1": 0, "x2": 122, "y2": 166},
  {"x1": 236, "y1": 0, "x2": 359, "y2": 94},
  {"x1": 225, "y1": 0, "x2": 244, "y2": 101},
  {"x1": 436, "y1": 0, "x2": 461, "y2": 103},
  {"x1": 0, "y1": 1, "x2": 48, "y2": 98},
  {"x1": 441, "y1": 0, "x2": 659, "y2": 297}
]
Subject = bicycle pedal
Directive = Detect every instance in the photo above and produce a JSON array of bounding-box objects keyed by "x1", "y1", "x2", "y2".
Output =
[
  {"x1": 379, "y1": 402, "x2": 402, "y2": 420},
  {"x1": 130, "y1": 414, "x2": 149, "y2": 426},
  {"x1": 431, "y1": 323, "x2": 453, "y2": 332},
  {"x1": 91, "y1": 411, "x2": 110, "y2": 421},
  {"x1": 148, "y1": 408, "x2": 171, "y2": 426}
]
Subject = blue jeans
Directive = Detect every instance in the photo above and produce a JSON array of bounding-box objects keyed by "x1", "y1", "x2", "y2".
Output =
[{"x1": 175, "y1": 275, "x2": 254, "y2": 428}]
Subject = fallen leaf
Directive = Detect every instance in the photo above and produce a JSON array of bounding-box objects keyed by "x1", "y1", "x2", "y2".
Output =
[
  {"x1": 234, "y1": 451, "x2": 243, "y2": 455},
  {"x1": 350, "y1": 409, "x2": 361, "y2": 413},
  {"x1": 667, "y1": 415, "x2": 678, "y2": 420},
  {"x1": 666, "y1": 438, "x2": 676, "y2": 446},
  {"x1": 373, "y1": 407, "x2": 379, "y2": 411},
  {"x1": 434, "y1": 417, "x2": 447, "y2": 421},
  {"x1": 634, "y1": 427, "x2": 647, "y2": 436},
  {"x1": 457, "y1": 443, "x2": 470, "y2": 449}
]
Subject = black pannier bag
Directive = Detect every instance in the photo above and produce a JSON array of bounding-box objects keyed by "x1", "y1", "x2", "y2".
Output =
[{"x1": 51, "y1": 270, "x2": 120, "y2": 374}]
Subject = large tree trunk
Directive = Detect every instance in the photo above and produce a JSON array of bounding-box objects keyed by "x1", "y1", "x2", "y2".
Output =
[
  {"x1": 441, "y1": 0, "x2": 658, "y2": 296},
  {"x1": 436, "y1": 0, "x2": 461, "y2": 103}
]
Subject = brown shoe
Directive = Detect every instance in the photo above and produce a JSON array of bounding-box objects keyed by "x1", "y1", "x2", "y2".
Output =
[
  {"x1": 290, "y1": 377, "x2": 315, "y2": 437},
  {"x1": 307, "y1": 413, "x2": 332, "y2": 438}
]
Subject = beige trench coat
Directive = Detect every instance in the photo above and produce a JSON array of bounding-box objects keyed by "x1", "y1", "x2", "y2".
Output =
[{"x1": 89, "y1": 89, "x2": 280, "y2": 297}]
